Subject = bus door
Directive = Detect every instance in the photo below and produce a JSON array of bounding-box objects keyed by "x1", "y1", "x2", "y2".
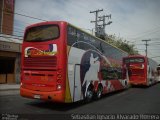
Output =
[{"x1": 73, "y1": 64, "x2": 82, "y2": 102}]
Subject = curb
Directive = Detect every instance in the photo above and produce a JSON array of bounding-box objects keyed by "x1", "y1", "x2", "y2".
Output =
[
  {"x1": 0, "y1": 88, "x2": 20, "y2": 91},
  {"x1": 0, "y1": 84, "x2": 20, "y2": 91}
]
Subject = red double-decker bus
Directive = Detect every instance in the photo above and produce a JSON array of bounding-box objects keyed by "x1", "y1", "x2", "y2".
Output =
[
  {"x1": 20, "y1": 21, "x2": 129, "y2": 103},
  {"x1": 123, "y1": 55, "x2": 158, "y2": 86},
  {"x1": 157, "y1": 65, "x2": 160, "y2": 82}
]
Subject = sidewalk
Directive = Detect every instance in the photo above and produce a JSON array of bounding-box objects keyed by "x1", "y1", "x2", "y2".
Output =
[{"x1": 0, "y1": 84, "x2": 20, "y2": 96}]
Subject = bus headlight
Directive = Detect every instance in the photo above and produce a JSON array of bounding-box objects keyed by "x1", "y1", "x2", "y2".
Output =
[{"x1": 142, "y1": 64, "x2": 144, "y2": 69}]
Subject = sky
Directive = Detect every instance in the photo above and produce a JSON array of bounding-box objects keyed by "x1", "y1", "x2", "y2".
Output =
[{"x1": 14, "y1": 0, "x2": 160, "y2": 63}]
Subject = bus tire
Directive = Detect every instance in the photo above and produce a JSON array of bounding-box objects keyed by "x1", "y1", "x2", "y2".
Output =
[
  {"x1": 95, "y1": 85, "x2": 103, "y2": 99},
  {"x1": 125, "y1": 81, "x2": 130, "y2": 89},
  {"x1": 85, "y1": 85, "x2": 94, "y2": 102}
]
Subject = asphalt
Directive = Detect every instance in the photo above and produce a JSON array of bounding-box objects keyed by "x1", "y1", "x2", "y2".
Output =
[{"x1": 0, "y1": 83, "x2": 160, "y2": 115}]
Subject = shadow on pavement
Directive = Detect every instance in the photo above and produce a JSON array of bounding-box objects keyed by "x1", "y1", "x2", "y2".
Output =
[{"x1": 26, "y1": 89, "x2": 127, "y2": 112}]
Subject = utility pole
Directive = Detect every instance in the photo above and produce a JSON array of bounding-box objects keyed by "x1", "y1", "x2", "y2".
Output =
[
  {"x1": 90, "y1": 9, "x2": 103, "y2": 37},
  {"x1": 98, "y1": 14, "x2": 112, "y2": 36},
  {"x1": 142, "y1": 39, "x2": 151, "y2": 57}
]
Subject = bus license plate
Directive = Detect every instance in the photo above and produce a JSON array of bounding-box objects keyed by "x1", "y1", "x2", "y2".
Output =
[{"x1": 34, "y1": 95, "x2": 41, "y2": 99}]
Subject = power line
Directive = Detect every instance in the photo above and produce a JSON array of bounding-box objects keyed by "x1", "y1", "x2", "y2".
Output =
[
  {"x1": 150, "y1": 56, "x2": 160, "y2": 58},
  {"x1": 149, "y1": 45, "x2": 160, "y2": 46},
  {"x1": 128, "y1": 26, "x2": 160, "y2": 38},
  {"x1": 150, "y1": 42, "x2": 160, "y2": 44},
  {"x1": 0, "y1": 26, "x2": 24, "y2": 37},
  {"x1": 150, "y1": 37, "x2": 160, "y2": 40},
  {"x1": 142, "y1": 39, "x2": 151, "y2": 57},
  {"x1": 141, "y1": 48, "x2": 160, "y2": 50},
  {"x1": 0, "y1": 25, "x2": 24, "y2": 31},
  {"x1": 0, "y1": 33, "x2": 23, "y2": 38},
  {"x1": 129, "y1": 30, "x2": 160, "y2": 43},
  {"x1": 0, "y1": 34, "x2": 23, "y2": 40},
  {"x1": 150, "y1": 43, "x2": 160, "y2": 45},
  {"x1": 1, "y1": 9, "x2": 49, "y2": 37},
  {"x1": 3, "y1": 9, "x2": 47, "y2": 22},
  {"x1": 134, "y1": 44, "x2": 144, "y2": 45},
  {"x1": 0, "y1": 25, "x2": 24, "y2": 34}
]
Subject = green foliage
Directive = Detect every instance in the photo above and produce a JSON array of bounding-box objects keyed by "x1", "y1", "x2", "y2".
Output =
[{"x1": 104, "y1": 34, "x2": 138, "y2": 55}]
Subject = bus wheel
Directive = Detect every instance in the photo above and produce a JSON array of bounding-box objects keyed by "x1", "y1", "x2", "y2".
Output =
[
  {"x1": 125, "y1": 81, "x2": 129, "y2": 89},
  {"x1": 95, "y1": 85, "x2": 103, "y2": 99},
  {"x1": 85, "y1": 86, "x2": 94, "y2": 102}
]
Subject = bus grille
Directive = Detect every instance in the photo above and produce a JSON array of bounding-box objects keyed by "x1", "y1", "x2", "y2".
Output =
[
  {"x1": 24, "y1": 56, "x2": 57, "y2": 69},
  {"x1": 131, "y1": 69, "x2": 144, "y2": 75}
]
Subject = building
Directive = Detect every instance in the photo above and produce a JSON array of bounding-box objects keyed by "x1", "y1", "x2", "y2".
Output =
[
  {"x1": 0, "y1": 0, "x2": 22, "y2": 84},
  {"x1": 0, "y1": 0, "x2": 14, "y2": 35},
  {"x1": 0, "y1": 35, "x2": 22, "y2": 84}
]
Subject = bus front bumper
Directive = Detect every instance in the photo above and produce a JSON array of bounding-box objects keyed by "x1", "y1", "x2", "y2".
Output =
[{"x1": 129, "y1": 81, "x2": 147, "y2": 86}]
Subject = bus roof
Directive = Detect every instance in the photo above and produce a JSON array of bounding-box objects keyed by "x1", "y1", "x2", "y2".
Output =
[{"x1": 24, "y1": 21, "x2": 128, "y2": 55}]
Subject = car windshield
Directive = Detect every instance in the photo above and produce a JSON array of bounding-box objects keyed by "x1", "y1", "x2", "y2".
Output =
[{"x1": 24, "y1": 25, "x2": 59, "y2": 42}]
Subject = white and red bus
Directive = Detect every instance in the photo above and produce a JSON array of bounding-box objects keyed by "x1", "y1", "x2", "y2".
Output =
[
  {"x1": 123, "y1": 55, "x2": 158, "y2": 86},
  {"x1": 20, "y1": 21, "x2": 129, "y2": 103},
  {"x1": 157, "y1": 65, "x2": 160, "y2": 82}
]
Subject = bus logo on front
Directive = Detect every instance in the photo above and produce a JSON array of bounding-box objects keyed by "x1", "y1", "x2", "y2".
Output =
[{"x1": 24, "y1": 44, "x2": 57, "y2": 57}]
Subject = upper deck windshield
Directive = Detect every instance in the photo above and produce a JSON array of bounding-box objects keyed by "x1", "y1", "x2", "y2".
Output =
[
  {"x1": 24, "y1": 24, "x2": 59, "y2": 42},
  {"x1": 124, "y1": 57, "x2": 145, "y2": 64}
]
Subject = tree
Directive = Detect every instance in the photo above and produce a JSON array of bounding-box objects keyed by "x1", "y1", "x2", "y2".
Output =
[{"x1": 104, "y1": 34, "x2": 138, "y2": 55}]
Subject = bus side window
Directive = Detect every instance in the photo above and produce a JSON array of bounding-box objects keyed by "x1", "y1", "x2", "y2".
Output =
[
  {"x1": 78, "y1": 42, "x2": 97, "y2": 51},
  {"x1": 67, "y1": 26, "x2": 78, "y2": 47},
  {"x1": 116, "y1": 68, "x2": 122, "y2": 79},
  {"x1": 100, "y1": 42, "x2": 104, "y2": 53},
  {"x1": 101, "y1": 67, "x2": 119, "y2": 80}
]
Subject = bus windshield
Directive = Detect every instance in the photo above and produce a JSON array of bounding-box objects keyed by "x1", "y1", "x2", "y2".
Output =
[
  {"x1": 124, "y1": 58, "x2": 144, "y2": 63},
  {"x1": 24, "y1": 25, "x2": 59, "y2": 42}
]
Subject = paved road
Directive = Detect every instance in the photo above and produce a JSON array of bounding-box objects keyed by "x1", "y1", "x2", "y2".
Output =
[{"x1": 0, "y1": 83, "x2": 160, "y2": 119}]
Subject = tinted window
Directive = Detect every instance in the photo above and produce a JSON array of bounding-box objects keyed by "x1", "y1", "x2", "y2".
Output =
[
  {"x1": 124, "y1": 58, "x2": 144, "y2": 63},
  {"x1": 101, "y1": 67, "x2": 120, "y2": 80},
  {"x1": 67, "y1": 25, "x2": 127, "y2": 60},
  {"x1": 67, "y1": 25, "x2": 78, "y2": 47},
  {"x1": 101, "y1": 42, "x2": 123, "y2": 61},
  {"x1": 67, "y1": 25, "x2": 101, "y2": 51},
  {"x1": 25, "y1": 25, "x2": 59, "y2": 42}
]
